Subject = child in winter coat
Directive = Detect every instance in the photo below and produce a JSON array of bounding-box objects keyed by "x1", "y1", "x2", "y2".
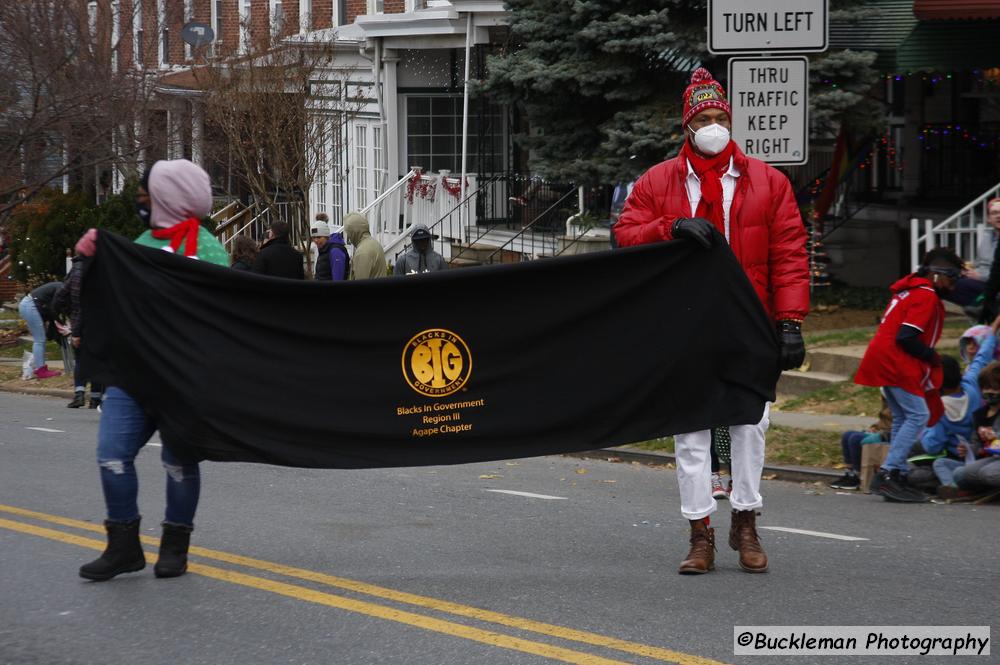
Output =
[{"x1": 854, "y1": 248, "x2": 965, "y2": 503}]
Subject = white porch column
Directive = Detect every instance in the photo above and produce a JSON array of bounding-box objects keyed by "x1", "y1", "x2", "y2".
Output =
[{"x1": 383, "y1": 49, "x2": 400, "y2": 181}]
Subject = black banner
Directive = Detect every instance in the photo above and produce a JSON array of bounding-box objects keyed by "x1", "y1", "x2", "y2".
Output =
[{"x1": 82, "y1": 231, "x2": 779, "y2": 468}]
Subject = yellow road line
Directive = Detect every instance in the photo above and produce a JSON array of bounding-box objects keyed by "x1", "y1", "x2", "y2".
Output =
[
  {"x1": 0, "y1": 517, "x2": 630, "y2": 665},
  {"x1": 0, "y1": 504, "x2": 729, "y2": 665}
]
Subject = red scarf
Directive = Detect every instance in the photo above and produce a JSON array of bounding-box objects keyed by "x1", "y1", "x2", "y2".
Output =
[
  {"x1": 151, "y1": 218, "x2": 200, "y2": 258},
  {"x1": 680, "y1": 140, "x2": 736, "y2": 235}
]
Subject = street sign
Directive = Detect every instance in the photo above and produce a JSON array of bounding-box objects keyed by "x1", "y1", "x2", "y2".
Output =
[
  {"x1": 728, "y1": 57, "x2": 809, "y2": 165},
  {"x1": 708, "y1": 0, "x2": 828, "y2": 54}
]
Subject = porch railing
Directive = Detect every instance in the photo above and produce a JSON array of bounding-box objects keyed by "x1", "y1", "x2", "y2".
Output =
[{"x1": 910, "y1": 181, "x2": 1000, "y2": 270}]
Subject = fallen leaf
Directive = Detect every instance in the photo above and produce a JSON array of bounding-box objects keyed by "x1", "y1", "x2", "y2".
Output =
[
  {"x1": 505, "y1": 462, "x2": 520, "y2": 466},
  {"x1": 762, "y1": 473, "x2": 778, "y2": 480},
  {"x1": 606, "y1": 456, "x2": 623, "y2": 463},
  {"x1": 574, "y1": 468, "x2": 588, "y2": 475},
  {"x1": 601, "y1": 479, "x2": 617, "y2": 484},
  {"x1": 478, "y1": 474, "x2": 502, "y2": 480}
]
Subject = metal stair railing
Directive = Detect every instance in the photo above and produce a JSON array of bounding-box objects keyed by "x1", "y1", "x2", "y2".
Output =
[
  {"x1": 388, "y1": 173, "x2": 506, "y2": 265},
  {"x1": 481, "y1": 188, "x2": 577, "y2": 264},
  {"x1": 360, "y1": 169, "x2": 419, "y2": 246},
  {"x1": 910, "y1": 181, "x2": 1000, "y2": 270}
]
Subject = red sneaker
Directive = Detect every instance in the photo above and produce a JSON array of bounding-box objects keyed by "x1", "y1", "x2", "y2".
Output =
[{"x1": 33, "y1": 365, "x2": 62, "y2": 380}]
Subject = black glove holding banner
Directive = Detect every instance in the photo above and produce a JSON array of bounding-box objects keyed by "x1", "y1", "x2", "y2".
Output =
[
  {"x1": 777, "y1": 320, "x2": 806, "y2": 370},
  {"x1": 672, "y1": 217, "x2": 715, "y2": 249}
]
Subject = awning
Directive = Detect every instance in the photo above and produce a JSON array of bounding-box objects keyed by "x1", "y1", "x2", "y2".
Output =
[
  {"x1": 896, "y1": 19, "x2": 1000, "y2": 71},
  {"x1": 915, "y1": 1, "x2": 1000, "y2": 20}
]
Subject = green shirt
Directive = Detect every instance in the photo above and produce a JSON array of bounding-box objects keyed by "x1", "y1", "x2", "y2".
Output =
[{"x1": 135, "y1": 227, "x2": 230, "y2": 267}]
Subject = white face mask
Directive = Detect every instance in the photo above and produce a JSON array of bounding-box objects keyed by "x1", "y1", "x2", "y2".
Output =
[{"x1": 688, "y1": 123, "x2": 731, "y2": 156}]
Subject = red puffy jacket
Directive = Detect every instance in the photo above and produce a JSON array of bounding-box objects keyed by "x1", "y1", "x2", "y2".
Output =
[{"x1": 613, "y1": 149, "x2": 809, "y2": 321}]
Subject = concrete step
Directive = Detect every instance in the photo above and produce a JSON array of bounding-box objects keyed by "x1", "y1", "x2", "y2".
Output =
[
  {"x1": 776, "y1": 369, "x2": 850, "y2": 396},
  {"x1": 448, "y1": 257, "x2": 482, "y2": 269},
  {"x1": 806, "y1": 346, "x2": 865, "y2": 377}
]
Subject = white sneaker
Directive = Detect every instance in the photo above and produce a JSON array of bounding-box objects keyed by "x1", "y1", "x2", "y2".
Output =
[{"x1": 711, "y1": 473, "x2": 729, "y2": 500}]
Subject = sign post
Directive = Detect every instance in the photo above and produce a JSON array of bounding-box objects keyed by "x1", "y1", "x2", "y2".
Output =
[{"x1": 727, "y1": 56, "x2": 809, "y2": 165}]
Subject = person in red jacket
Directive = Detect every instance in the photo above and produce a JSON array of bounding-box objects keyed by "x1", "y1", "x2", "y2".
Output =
[
  {"x1": 614, "y1": 68, "x2": 809, "y2": 576},
  {"x1": 854, "y1": 248, "x2": 963, "y2": 503}
]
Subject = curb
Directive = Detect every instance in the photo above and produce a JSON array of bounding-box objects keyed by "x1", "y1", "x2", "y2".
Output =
[
  {"x1": 568, "y1": 446, "x2": 840, "y2": 484},
  {"x1": 0, "y1": 384, "x2": 74, "y2": 399}
]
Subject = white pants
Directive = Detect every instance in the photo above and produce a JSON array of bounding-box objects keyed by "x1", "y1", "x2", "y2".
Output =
[{"x1": 675, "y1": 404, "x2": 769, "y2": 520}]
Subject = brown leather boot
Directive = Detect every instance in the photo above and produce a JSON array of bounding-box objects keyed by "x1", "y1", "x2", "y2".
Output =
[
  {"x1": 678, "y1": 519, "x2": 715, "y2": 574},
  {"x1": 729, "y1": 510, "x2": 768, "y2": 573}
]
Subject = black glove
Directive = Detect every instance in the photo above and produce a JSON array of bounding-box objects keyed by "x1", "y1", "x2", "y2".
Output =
[
  {"x1": 778, "y1": 320, "x2": 806, "y2": 371},
  {"x1": 672, "y1": 217, "x2": 714, "y2": 249}
]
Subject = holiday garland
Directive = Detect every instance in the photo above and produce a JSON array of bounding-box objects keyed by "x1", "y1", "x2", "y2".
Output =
[{"x1": 405, "y1": 168, "x2": 437, "y2": 204}]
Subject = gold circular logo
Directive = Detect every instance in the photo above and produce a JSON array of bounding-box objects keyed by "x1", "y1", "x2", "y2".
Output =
[{"x1": 402, "y1": 329, "x2": 472, "y2": 397}]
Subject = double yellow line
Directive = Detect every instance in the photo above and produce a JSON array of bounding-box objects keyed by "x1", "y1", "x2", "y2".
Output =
[{"x1": 0, "y1": 504, "x2": 728, "y2": 665}]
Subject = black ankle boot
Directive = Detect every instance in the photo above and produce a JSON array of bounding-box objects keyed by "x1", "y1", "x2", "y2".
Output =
[
  {"x1": 89, "y1": 396, "x2": 102, "y2": 410},
  {"x1": 79, "y1": 518, "x2": 146, "y2": 581},
  {"x1": 154, "y1": 522, "x2": 193, "y2": 578},
  {"x1": 67, "y1": 391, "x2": 86, "y2": 408}
]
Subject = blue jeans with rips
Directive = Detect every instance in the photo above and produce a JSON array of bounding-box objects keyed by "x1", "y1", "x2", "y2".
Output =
[{"x1": 97, "y1": 387, "x2": 201, "y2": 526}]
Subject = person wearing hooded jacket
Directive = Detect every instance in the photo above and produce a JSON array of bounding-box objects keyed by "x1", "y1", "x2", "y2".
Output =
[
  {"x1": 73, "y1": 158, "x2": 229, "y2": 582},
  {"x1": 344, "y1": 211, "x2": 387, "y2": 280},
  {"x1": 394, "y1": 224, "x2": 447, "y2": 275},
  {"x1": 254, "y1": 220, "x2": 304, "y2": 279},
  {"x1": 613, "y1": 68, "x2": 808, "y2": 576}
]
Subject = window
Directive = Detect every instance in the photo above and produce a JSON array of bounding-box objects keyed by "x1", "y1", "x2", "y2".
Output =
[
  {"x1": 133, "y1": 0, "x2": 143, "y2": 67},
  {"x1": 299, "y1": 0, "x2": 311, "y2": 32},
  {"x1": 239, "y1": 0, "x2": 251, "y2": 52},
  {"x1": 213, "y1": 0, "x2": 223, "y2": 45},
  {"x1": 271, "y1": 0, "x2": 284, "y2": 36},
  {"x1": 368, "y1": 0, "x2": 384, "y2": 14},
  {"x1": 373, "y1": 126, "x2": 387, "y2": 195},
  {"x1": 406, "y1": 95, "x2": 505, "y2": 174},
  {"x1": 329, "y1": 124, "x2": 343, "y2": 223},
  {"x1": 315, "y1": 120, "x2": 327, "y2": 214},
  {"x1": 355, "y1": 125, "x2": 369, "y2": 208},
  {"x1": 158, "y1": 0, "x2": 168, "y2": 66}
]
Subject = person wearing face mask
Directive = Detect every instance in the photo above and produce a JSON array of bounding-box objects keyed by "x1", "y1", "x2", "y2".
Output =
[
  {"x1": 393, "y1": 225, "x2": 446, "y2": 275},
  {"x1": 73, "y1": 159, "x2": 229, "y2": 581},
  {"x1": 613, "y1": 68, "x2": 808, "y2": 576},
  {"x1": 854, "y1": 248, "x2": 966, "y2": 503}
]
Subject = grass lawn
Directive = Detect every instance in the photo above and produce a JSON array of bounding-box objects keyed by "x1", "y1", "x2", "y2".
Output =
[
  {"x1": 627, "y1": 426, "x2": 843, "y2": 469},
  {"x1": 0, "y1": 361, "x2": 75, "y2": 390},
  {"x1": 777, "y1": 383, "x2": 883, "y2": 417}
]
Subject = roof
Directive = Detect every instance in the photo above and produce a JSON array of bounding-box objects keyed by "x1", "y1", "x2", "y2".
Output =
[
  {"x1": 897, "y1": 19, "x2": 1000, "y2": 70},
  {"x1": 829, "y1": 0, "x2": 917, "y2": 72},
  {"x1": 914, "y1": 0, "x2": 1000, "y2": 20}
]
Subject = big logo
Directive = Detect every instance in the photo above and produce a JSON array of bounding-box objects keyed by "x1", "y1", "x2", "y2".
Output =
[{"x1": 402, "y1": 329, "x2": 472, "y2": 397}]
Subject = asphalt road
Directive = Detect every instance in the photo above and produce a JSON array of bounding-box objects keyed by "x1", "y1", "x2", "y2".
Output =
[{"x1": 1, "y1": 391, "x2": 996, "y2": 665}]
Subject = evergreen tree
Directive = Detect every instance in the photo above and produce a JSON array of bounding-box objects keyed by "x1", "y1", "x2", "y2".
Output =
[
  {"x1": 484, "y1": 0, "x2": 882, "y2": 184},
  {"x1": 484, "y1": 0, "x2": 706, "y2": 185}
]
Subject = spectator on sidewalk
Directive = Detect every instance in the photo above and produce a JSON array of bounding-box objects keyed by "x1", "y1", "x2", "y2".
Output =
[
  {"x1": 253, "y1": 220, "x2": 304, "y2": 280},
  {"x1": 927, "y1": 320, "x2": 999, "y2": 496},
  {"x1": 937, "y1": 361, "x2": 1000, "y2": 497},
  {"x1": 344, "y1": 212, "x2": 388, "y2": 280},
  {"x1": 328, "y1": 224, "x2": 350, "y2": 281},
  {"x1": 394, "y1": 225, "x2": 447, "y2": 276},
  {"x1": 311, "y1": 218, "x2": 334, "y2": 282},
  {"x1": 945, "y1": 198, "x2": 1000, "y2": 310},
  {"x1": 959, "y1": 324, "x2": 1000, "y2": 364},
  {"x1": 830, "y1": 399, "x2": 892, "y2": 490},
  {"x1": 854, "y1": 247, "x2": 965, "y2": 503},
  {"x1": 17, "y1": 281, "x2": 64, "y2": 379},
  {"x1": 53, "y1": 254, "x2": 103, "y2": 409},
  {"x1": 230, "y1": 235, "x2": 258, "y2": 272},
  {"x1": 73, "y1": 158, "x2": 229, "y2": 582}
]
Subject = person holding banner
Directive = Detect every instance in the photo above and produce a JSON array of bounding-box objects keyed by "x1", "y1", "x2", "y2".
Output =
[
  {"x1": 614, "y1": 68, "x2": 809, "y2": 575},
  {"x1": 73, "y1": 159, "x2": 229, "y2": 582}
]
